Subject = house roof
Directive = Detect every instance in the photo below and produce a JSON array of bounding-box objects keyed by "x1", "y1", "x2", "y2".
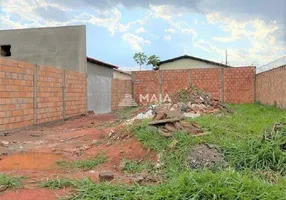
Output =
[
  {"x1": 159, "y1": 55, "x2": 231, "y2": 68},
  {"x1": 114, "y1": 68, "x2": 131, "y2": 76},
  {"x1": 87, "y1": 57, "x2": 119, "y2": 69}
]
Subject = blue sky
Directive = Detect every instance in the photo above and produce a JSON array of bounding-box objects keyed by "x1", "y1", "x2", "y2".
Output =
[{"x1": 0, "y1": 0, "x2": 285, "y2": 70}]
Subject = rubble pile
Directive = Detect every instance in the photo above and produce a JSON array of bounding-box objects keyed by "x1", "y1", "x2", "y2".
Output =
[
  {"x1": 149, "y1": 110, "x2": 205, "y2": 137},
  {"x1": 170, "y1": 86, "x2": 231, "y2": 114}
]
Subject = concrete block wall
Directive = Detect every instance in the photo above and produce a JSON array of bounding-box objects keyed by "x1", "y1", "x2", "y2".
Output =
[
  {"x1": 111, "y1": 79, "x2": 132, "y2": 110},
  {"x1": 0, "y1": 58, "x2": 87, "y2": 132},
  {"x1": 132, "y1": 67, "x2": 256, "y2": 105},
  {"x1": 256, "y1": 65, "x2": 286, "y2": 109}
]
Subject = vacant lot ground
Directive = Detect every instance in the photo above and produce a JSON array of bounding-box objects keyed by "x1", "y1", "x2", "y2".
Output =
[{"x1": 1, "y1": 104, "x2": 286, "y2": 199}]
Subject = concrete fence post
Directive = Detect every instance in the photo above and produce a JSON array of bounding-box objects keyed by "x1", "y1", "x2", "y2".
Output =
[
  {"x1": 253, "y1": 67, "x2": 256, "y2": 103},
  {"x1": 131, "y1": 72, "x2": 134, "y2": 98},
  {"x1": 85, "y1": 73, "x2": 88, "y2": 113},
  {"x1": 33, "y1": 64, "x2": 38, "y2": 124},
  {"x1": 189, "y1": 70, "x2": 192, "y2": 86},
  {"x1": 221, "y1": 68, "x2": 225, "y2": 103},
  {"x1": 62, "y1": 70, "x2": 66, "y2": 119},
  {"x1": 159, "y1": 71, "x2": 163, "y2": 103}
]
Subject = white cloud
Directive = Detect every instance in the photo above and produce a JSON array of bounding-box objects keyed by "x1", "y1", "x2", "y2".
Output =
[
  {"x1": 135, "y1": 27, "x2": 146, "y2": 34},
  {"x1": 194, "y1": 39, "x2": 224, "y2": 56},
  {"x1": 164, "y1": 35, "x2": 171, "y2": 40},
  {"x1": 122, "y1": 33, "x2": 151, "y2": 51},
  {"x1": 165, "y1": 28, "x2": 175, "y2": 34},
  {"x1": 194, "y1": 18, "x2": 198, "y2": 24},
  {"x1": 0, "y1": 0, "x2": 142, "y2": 36},
  {"x1": 212, "y1": 37, "x2": 237, "y2": 42}
]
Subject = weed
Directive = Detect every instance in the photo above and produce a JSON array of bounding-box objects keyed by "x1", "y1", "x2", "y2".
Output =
[
  {"x1": 65, "y1": 170, "x2": 286, "y2": 200},
  {"x1": 122, "y1": 159, "x2": 153, "y2": 173},
  {"x1": 56, "y1": 154, "x2": 107, "y2": 170},
  {"x1": 223, "y1": 123, "x2": 286, "y2": 175},
  {"x1": 40, "y1": 178, "x2": 75, "y2": 189},
  {"x1": 0, "y1": 174, "x2": 23, "y2": 190}
]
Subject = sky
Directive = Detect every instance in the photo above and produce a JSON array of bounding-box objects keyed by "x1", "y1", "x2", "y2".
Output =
[{"x1": 0, "y1": 0, "x2": 285, "y2": 71}]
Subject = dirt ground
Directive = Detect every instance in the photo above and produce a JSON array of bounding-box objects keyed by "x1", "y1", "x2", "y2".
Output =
[
  {"x1": 0, "y1": 112, "x2": 157, "y2": 200},
  {"x1": 187, "y1": 144, "x2": 224, "y2": 169}
]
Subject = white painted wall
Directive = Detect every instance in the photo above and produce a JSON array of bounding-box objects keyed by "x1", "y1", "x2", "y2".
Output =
[
  {"x1": 159, "y1": 58, "x2": 224, "y2": 70},
  {"x1": 113, "y1": 70, "x2": 131, "y2": 80}
]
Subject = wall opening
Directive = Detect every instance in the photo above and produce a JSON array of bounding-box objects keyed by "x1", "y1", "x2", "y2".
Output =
[{"x1": 0, "y1": 45, "x2": 11, "y2": 57}]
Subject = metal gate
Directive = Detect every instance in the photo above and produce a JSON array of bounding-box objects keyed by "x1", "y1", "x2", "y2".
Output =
[{"x1": 87, "y1": 74, "x2": 111, "y2": 114}]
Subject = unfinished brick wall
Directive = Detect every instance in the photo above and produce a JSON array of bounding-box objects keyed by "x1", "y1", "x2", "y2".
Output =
[
  {"x1": 224, "y1": 67, "x2": 255, "y2": 103},
  {"x1": 191, "y1": 68, "x2": 222, "y2": 100},
  {"x1": 256, "y1": 66, "x2": 286, "y2": 109},
  {"x1": 0, "y1": 58, "x2": 87, "y2": 132},
  {"x1": 65, "y1": 70, "x2": 87, "y2": 117},
  {"x1": 161, "y1": 70, "x2": 190, "y2": 100},
  {"x1": 0, "y1": 59, "x2": 34, "y2": 131},
  {"x1": 111, "y1": 79, "x2": 132, "y2": 110},
  {"x1": 37, "y1": 66, "x2": 63, "y2": 124},
  {"x1": 132, "y1": 67, "x2": 255, "y2": 105},
  {"x1": 133, "y1": 71, "x2": 160, "y2": 105}
]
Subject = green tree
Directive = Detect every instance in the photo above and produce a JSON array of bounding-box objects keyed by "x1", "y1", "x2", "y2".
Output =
[
  {"x1": 147, "y1": 55, "x2": 160, "y2": 70},
  {"x1": 133, "y1": 52, "x2": 147, "y2": 71},
  {"x1": 133, "y1": 52, "x2": 160, "y2": 70}
]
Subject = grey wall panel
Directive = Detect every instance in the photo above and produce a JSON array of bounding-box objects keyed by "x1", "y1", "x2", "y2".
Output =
[
  {"x1": 88, "y1": 75, "x2": 111, "y2": 114},
  {"x1": 0, "y1": 25, "x2": 87, "y2": 73}
]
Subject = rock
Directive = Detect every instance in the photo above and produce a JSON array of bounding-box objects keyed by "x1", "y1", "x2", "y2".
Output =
[
  {"x1": 1, "y1": 141, "x2": 9, "y2": 147},
  {"x1": 136, "y1": 110, "x2": 154, "y2": 119},
  {"x1": 183, "y1": 113, "x2": 201, "y2": 118},
  {"x1": 99, "y1": 171, "x2": 114, "y2": 182},
  {"x1": 108, "y1": 130, "x2": 115, "y2": 137},
  {"x1": 146, "y1": 126, "x2": 158, "y2": 133},
  {"x1": 30, "y1": 133, "x2": 41, "y2": 137},
  {"x1": 153, "y1": 112, "x2": 167, "y2": 121},
  {"x1": 177, "y1": 102, "x2": 187, "y2": 112},
  {"x1": 186, "y1": 102, "x2": 193, "y2": 109}
]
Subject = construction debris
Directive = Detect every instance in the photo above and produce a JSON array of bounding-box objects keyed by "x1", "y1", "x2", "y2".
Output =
[
  {"x1": 171, "y1": 86, "x2": 231, "y2": 114},
  {"x1": 99, "y1": 171, "x2": 114, "y2": 182},
  {"x1": 1, "y1": 141, "x2": 9, "y2": 147}
]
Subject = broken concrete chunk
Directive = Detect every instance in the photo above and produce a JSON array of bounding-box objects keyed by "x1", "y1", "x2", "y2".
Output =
[
  {"x1": 99, "y1": 171, "x2": 114, "y2": 182},
  {"x1": 165, "y1": 110, "x2": 183, "y2": 118},
  {"x1": 108, "y1": 130, "x2": 115, "y2": 138},
  {"x1": 183, "y1": 113, "x2": 201, "y2": 118},
  {"x1": 1, "y1": 141, "x2": 9, "y2": 147}
]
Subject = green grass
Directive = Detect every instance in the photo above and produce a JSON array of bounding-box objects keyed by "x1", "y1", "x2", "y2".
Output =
[
  {"x1": 56, "y1": 154, "x2": 107, "y2": 170},
  {"x1": 51, "y1": 170, "x2": 286, "y2": 200},
  {"x1": 121, "y1": 159, "x2": 153, "y2": 173},
  {"x1": 0, "y1": 174, "x2": 23, "y2": 191},
  {"x1": 52, "y1": 104, "x2": 286, "y2": 199},
  {"x1": 41, "y1": 178, "x2": 76, "y2": 189}
]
